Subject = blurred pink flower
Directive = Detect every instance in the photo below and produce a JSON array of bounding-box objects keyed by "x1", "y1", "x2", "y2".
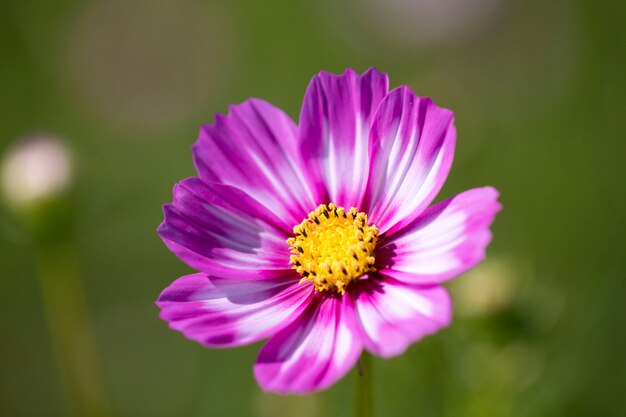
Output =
[{"x1": 1, "y1": 135, "x2": 73, "y2": 207}]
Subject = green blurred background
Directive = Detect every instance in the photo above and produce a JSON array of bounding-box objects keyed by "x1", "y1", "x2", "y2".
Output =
[{"x1": 1, "y1": 0, "x2": 625, "y2": 416}]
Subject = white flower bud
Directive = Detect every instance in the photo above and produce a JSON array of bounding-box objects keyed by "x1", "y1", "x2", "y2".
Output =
[{"x1": 1, "y1": 135, "x2": 74, "y2": 208}]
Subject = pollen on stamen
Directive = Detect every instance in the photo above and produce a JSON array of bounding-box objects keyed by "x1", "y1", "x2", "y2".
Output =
[{"x1": 287, "y1": 203, "x2": 378, "y2": 294}]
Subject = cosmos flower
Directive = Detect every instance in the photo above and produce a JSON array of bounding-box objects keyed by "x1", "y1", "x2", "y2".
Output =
[
  {"x1": 1, "y1": 135, "x2": 73, "y2": 208},
  {"x1": 157, "y1": 68, "x2": 500, "y2": 394}
]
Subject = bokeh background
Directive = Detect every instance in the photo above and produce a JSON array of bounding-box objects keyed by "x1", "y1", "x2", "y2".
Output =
[{"x1": 1, "y1": 0, "x2": 625, "y2": 416}]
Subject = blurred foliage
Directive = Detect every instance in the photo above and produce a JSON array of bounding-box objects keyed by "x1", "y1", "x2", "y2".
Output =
[{"x1": 1, "y1": 0, "x2": 625, "y2": 416}]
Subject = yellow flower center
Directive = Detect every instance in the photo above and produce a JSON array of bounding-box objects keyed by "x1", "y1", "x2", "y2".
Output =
[{"x1": 287, "y1": 204, "x2": 379, "y2": 294}]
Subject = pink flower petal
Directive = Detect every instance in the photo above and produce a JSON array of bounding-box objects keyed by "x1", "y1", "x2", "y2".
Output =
[
  {"x1": 377, "y1": 187, "x2": 501, "y2": 284},
  {"x1": 157, "y1": 273, "x2": 313, "y2": 347},
  {"x1": 298, "y1": 68, "x2": 389, "y2": 208},
  {"x1": 364, "y1": 86, "x2": 456, "y2": 235},
  {"x1": 193, "y1": 99, "x2": 316, "y2": 226},
  {"x1": 254, "y1": 295, "x2": 362, "y2": 394},
  {"x1": 352, "y1": 277, "x2": 452, "y2": 358},
  {"x1": 158, "y1": 179, "x2": 293, "y2": 279}
]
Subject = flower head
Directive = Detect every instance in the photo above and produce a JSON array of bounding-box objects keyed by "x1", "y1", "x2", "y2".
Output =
[
  {"x1": 157, "y1": 68, "x2": 501, "y2": 394},
  {"x1": 1, "y1": 135, "x2": 73, "y2": 208}
]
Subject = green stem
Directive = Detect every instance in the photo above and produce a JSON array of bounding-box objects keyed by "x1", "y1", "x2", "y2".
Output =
[
  {"x1": 354, "y1": 351, "x2": 372, "y2": 417},
  {"x1": 37, "y1": 240, "x2": 111, "y2": 417}
]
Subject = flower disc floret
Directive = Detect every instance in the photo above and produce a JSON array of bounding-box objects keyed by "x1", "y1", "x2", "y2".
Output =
[{"x1": 287, "y1": 203, "x2": 378, "y2": 294}]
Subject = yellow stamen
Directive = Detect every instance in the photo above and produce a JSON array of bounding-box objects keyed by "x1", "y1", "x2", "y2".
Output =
[{"x1": 287, "y1": 203, "x2": 378, "y2": 294}]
